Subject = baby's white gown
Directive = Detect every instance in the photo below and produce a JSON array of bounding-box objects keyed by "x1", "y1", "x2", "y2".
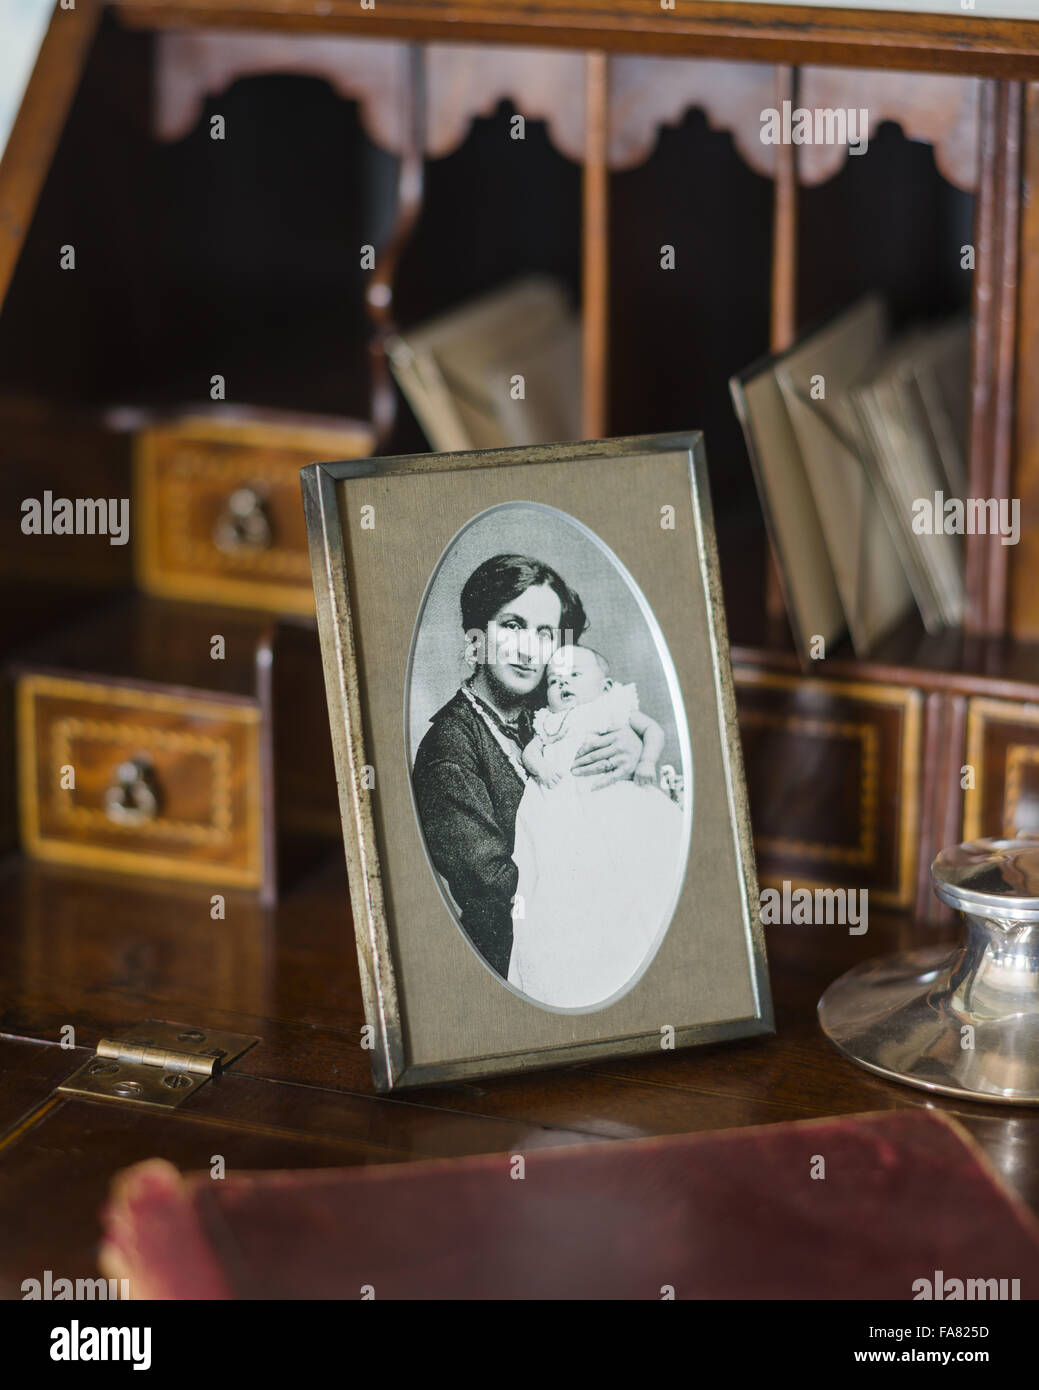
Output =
[{"x1": 508, "y1": 682, "x2": 686, "y2": 1008}]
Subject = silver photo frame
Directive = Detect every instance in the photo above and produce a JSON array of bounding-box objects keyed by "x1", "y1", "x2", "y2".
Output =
[{"x1": 302, "y1": 432, "x2": 772, "y2": 1090}]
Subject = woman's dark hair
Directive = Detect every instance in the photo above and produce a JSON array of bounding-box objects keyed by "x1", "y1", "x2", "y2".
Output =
[{"x1": 460, "y1": 554, "x2": 587, "y2": 643}]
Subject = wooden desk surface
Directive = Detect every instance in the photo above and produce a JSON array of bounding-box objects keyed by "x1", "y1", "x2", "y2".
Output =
[{"x1": 1, "y1": 851, "x2": 1037, "y2": 1295}]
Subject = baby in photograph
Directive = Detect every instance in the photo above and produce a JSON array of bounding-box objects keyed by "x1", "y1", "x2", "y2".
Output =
[{"x1": 508, "y1": 645, "x2": 686, "y2": 1008}]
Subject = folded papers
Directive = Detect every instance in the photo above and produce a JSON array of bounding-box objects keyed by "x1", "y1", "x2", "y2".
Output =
[{"x1": 732, "y1": 299, "x2": 970, "y2": 660}]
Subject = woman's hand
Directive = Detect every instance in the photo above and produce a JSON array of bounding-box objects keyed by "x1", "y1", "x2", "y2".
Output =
[{"x1": 571, "y1": 725, "x2": 641, "y2": 790}]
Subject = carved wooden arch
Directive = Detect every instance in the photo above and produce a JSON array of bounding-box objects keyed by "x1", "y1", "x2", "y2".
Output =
[
  {"x1": 154, "y1": 34, "x2": 588, "y2": 160},
  {"x1": 609, "y1": 59, "x2": 979, "y2": 191},
  {"x1": 155, "y1": 33, "x2": 979, "y2": 191}
]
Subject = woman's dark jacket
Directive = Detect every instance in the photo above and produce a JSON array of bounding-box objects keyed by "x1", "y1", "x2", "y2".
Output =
[{"x1": 411, "y1": 689, "x2": 531, "y2": 977}]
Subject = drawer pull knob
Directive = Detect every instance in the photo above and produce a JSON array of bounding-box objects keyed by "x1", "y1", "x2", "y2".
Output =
[
  {"x1": 104, "y1": 757, "x2": 161, "y2": 826},
  {"x1": 213, "y1": 485, "x2": 273, "y2": 553}
]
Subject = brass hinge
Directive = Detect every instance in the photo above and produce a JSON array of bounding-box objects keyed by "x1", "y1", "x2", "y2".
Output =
[{"x1": 59, "y1": 1021, "x2": 260, "y2": 1110}]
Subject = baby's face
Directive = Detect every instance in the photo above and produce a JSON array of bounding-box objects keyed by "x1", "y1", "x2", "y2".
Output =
[{"x1": 545, "y1": 647, "x2": 607, "y2": 711}]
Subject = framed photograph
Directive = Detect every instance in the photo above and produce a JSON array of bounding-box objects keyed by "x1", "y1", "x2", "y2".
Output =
[{"x1": 302, "y1": 433, "x2": 772, "y2": 1090}]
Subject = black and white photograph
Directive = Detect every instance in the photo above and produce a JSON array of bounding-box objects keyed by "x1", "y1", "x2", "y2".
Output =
[
  {"x1": 407, "y1": 503, "x2": 692, "y2": 1010},
  {"x1": 8, "y1": 0, "x2": 1039, "y2": 1323},
  {"x1": 301, "y1": 434, "x2": 770, "y2": 1092}
]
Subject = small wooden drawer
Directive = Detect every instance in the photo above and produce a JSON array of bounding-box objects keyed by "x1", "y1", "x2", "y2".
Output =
[
  {"x1": 734, "y1": 668, "x2": 922, "y2": 908},
  {"x1": 963, "y1": 697, "x2": 1039, "y2": 840},
  {"x1": 18, "y1": 675, "x2": 264, "y2": 890},
  {"x1": 11, "y1": 598, "x2": 341, "y2": 899},
  {"x1": 135, "y1": 409, "x2": 373, "y2": 614}
]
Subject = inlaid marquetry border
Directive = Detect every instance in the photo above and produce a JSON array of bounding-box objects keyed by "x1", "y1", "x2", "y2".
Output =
[
  {"x1": 134, "y1": 420, "x2": 373, "y2": 615},
  {"x1": 1004, "y1": 745, "x2": 1039, "y2": 834},
  {"x1": 737, "y1": 710, "x2": 880, "y2": 866},
  {"x1": 51, "y1": 717, "x2": 233, "y2": 843},
  {"x1": 17, "y1": 674, "x2": 264, "y2": 889},
  {"x1": 963, "y1": 696, "x2": 1039, "y2": 843},
  {"x1": 733, "y1": 668, "x2": 922, "y2": 908},
  {"x1": 165, "y1": 451, "x2": 313, "y2": 581}
]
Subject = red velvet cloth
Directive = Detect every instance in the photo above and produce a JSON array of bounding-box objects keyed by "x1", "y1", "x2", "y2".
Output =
[{"x1": 99, "y1": 1110, "x2": 1039, "y2": 1300}]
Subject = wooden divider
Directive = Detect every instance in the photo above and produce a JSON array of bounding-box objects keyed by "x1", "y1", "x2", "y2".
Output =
[
  {"x1": 581, "y1": 51, "x2": 609, "y2": 442},
  {"x1": 967, "y1": 80, "x2": 1024, "y2": 638},
  {"x1": 765, "y1": 64, "x2": 800, "y2": 624}
]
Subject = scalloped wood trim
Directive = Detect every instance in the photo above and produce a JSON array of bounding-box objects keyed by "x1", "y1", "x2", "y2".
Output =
[{"x1": 155, "y1": 32, "x2": 979, "y2": 190}]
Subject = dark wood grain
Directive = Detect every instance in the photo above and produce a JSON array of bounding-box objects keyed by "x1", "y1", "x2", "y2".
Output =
[
  {"x1": 114, "y1": 0, "x2": 1039, "y2": 79},
  {"x1": 764, "y1": 64, "x2": 798, "y2": 626},
  {"x1": 134, "y1": 412, "x2": 372, "y2": 614},
  {"x1": 3, "y1": 848, "x2": 1039, "y2": 1296},
  {"x1": 966, "y1": 79, "x2": 1023, "y2": 637},
  {"x1": 18, "y1": 668, "x2": 265, "y2": 887},
  {"x1": 986, "y1": 81, "x2": 1023, "y2": 634},
  {"x1": 8, "y1": 596, "x2": 274, "y2": 700},
  {"x1": 731, "y1": 620, "x2": 1039, "y2": 703},
  {"x1": 2, "y1": 0, "x2": 1039, "y2": 1297},
  {"x1": 961, "y1": 698, "x2": 1039, "y2": 841},
  {"x1": 1011, "y1": 82, "x2": 1039, "y2": 639},
  {"x1": 0, "y1": 1035, "x2": 606, "y2": 1294},
  {"x1": 737, "y1": 669, "x2": 919, "y2": 908},
  {"x1": 581, "y1": 51, "x2": 609, "y2": 440},
  {"x1": 0, "y1": 398, "x2": 132, "y2": 591},
  {"x1": 913, "y1": 690, "x2": 964, "y2": 925},
  {"x1": 0, "y1": 584, "x2": 122, "y2": 855},
  {"x1": 366, "y1": 45, "x2": 425, "y2": 451},
  {"x1": 8, "y1": 599, "x2": 338, "y2": 900},
  {"x1": 729, "y1": 635, "x2": 1039, "y2": 917},
  {"x1": 0, "y1": 1036, "x2": 85, "y2": 1136}
]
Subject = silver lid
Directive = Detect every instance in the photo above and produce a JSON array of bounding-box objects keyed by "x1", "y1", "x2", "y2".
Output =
[{"x1": 932, "y1": 837, "x2": 1039, "y2": 920}]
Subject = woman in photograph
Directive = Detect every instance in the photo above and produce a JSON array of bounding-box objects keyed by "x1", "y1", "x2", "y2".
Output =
[{"x1": 411, "y1": 553, "x2": 641, "y2": 980}]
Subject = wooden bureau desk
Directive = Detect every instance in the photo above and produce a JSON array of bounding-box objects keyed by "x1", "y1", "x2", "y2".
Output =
[
  {"x1": 4, "y1": 0, "x2": 1039, "y2": 1300},
  {"x1": 1, "y1": 849, "x2": 1036, "y2": 1294}
]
